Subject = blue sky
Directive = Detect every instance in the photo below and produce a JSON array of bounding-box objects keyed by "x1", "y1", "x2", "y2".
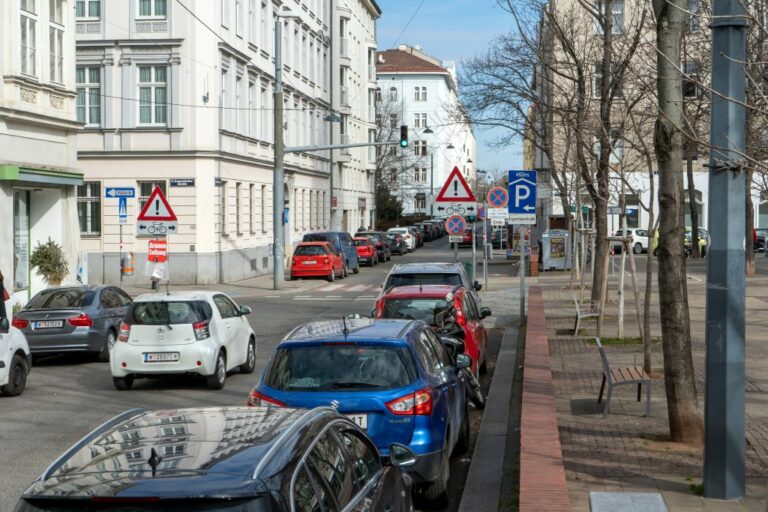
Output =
[{"x1": 376, "y1": 0, "x2": 524, "y2": 173}]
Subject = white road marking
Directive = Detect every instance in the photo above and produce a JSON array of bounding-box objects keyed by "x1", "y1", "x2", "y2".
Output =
[
  {"x1": 346, "y1": 284, "x2": 370, "y2": 292},
  {"x1": 316, "y1": 284, "x2": 344, "y2": 291}
]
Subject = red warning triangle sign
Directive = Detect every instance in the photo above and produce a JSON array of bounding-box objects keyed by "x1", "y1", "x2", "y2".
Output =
[
  {"x1": 435, "y1": 167, "x2": 477, "y2": 202},
  {"x1": 137, "y1": 186, "x2": 177, "y2": 221}
]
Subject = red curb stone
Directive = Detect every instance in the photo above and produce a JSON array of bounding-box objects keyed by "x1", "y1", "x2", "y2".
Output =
[{"x1": 519, "y1": 286, "x2": 571, "y2": 512}]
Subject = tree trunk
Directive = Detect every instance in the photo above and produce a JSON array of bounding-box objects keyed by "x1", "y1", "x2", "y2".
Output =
[
  {"x1": 652, "y1": 0, "x2": 704, "y2": 445},
  {"x1": 686, "y1": 157, "x2": 700, "y2": 258},
  {"x1": 746, "y1": 168, "x2": 755, "y2": 275}
]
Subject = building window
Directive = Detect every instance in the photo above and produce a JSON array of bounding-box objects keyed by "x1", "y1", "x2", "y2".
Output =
[
  {"x1": 260, "y1": 0, "x2": 268, "y2": 51},
  {"x1": 76, "y1": 67, "x2": 101, "y2": 125},
  {"x1": 414, "y1": 113, "x2": 427, "y2": 128},
  {"x1": 388, "y1": 86, "x2": 397, "y2": 101},
  {"x1": 77, "y1": 182, "x2": 101, "y2": 236},
  {"x1": 261, "y1": 184, "x2": 267, "y2": 233},
  {"x1": 20, "y1": 4, "x2": 38, "y2": 77},
  {"x1": 221, "y1": 181, "x2": 229, "y2": 236},
  {"x1": 389, "y1": 113, "x2": 398, "y2": 129},
  {"x1": 138, "y1": 180, "x2": 166, "y2": 211},
  {"x1": 235, "y1": 182, "x2": 242, "y2": 235},
  {"x1": 595, "y1": 0, "x2": 624, "y2": 35},
  {"x1": 414, "y1": 141, "x2": 427, "y2": 157},
  {"x1": 683, "y1": 61, "x2": 700, "y2": 98},
  {"x1": 76, "y1": 0, "x2": 101, "y2": 18},
  {"x1": 687, "y1": 0, "x2": 701, "y2": 32},
  {"x1": 138, "y1": 65, "x2": 167, "y2": 125},
  {"x1": 50, "y1": 0, "x2": 64, "y2": 22},
  {"x1": 415, "y1": 167, "x2": 427, "y2": 182},
  {"x1": 249, "y1": 184, "x2": 256, "y2": 234},
  {"x1": 235, "y1": 0, "x2": 242, "y2": 35},
  {"x1": 414, "y1": 86, "x2": 427, "y2": 101},
  {"x1": 49, "y1": 25, "x2": 64, "y2": 83},
  {"x1": 138, "y1": 0, "x2": 167, "y2": 18},
  {"x1": 415, "y1": 195, "x2": 426, "y2": 210},
  {"x1": 609, "y1": 127, "x2": 623, "y2": 164},
  {"x1": 592, "y1": 62, "x2": 623, "y2": 99}
]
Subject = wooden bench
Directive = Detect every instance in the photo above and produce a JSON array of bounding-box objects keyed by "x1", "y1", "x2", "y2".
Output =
[
  {"x1": 572, "y1": 293, "x2": 600, "y2": 335},
  {"x1": 595, "y1": 337, "x2": 651, "y2": 418}
]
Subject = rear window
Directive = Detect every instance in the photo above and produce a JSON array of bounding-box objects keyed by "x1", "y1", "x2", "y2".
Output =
[
  {"x1": 295, "y1": 245, "x2": 327, "y2": 256},
  {"x1": 127, "y1": 301, "x2": 212, "y2": 325},
  {"x1": 352, "y1": 239, "x2": 368, "y2": 247},
  {"x1": 381, "y1": 298, "x2": 449, "y2": 325},
  {"x1": 265, "y1": 345, "x2": 417, "y2": 391},
  {"x1": 385, "y1": 273, "x2": 462, "y2": 289},
  {"x1": 303, "y1": 233, "x2": 332, "y2": 244},
  {"x1": 26, "y1": 289, "x2": 95, "y2": 310}
]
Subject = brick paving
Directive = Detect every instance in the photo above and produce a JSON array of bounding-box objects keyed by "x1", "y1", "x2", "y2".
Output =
[{"x1": 535, "y1": 268, "x2": 768, "y2": 511}]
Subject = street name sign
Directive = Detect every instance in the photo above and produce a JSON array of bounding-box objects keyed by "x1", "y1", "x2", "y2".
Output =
[
  {"x1": 508, "y1": 170, "x2": 537, "y2": 225},
  {"x1": 491, "y1": 218, "x2": 506, "y2": 226},
  {"x1": 137, "y1": 186, "x2": 178, "y2": 235},
  {"x1": 105, "y1": 187, "x2": 135, "y2": 198}
]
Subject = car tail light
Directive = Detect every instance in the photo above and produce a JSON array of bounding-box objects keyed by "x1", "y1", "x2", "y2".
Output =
[
  {"x1": 67, "y1": 313, "x2": 93, "y2": 327},
  {"x1": 324, "y1": 257, "x2": 330, "y2": 264},
  {"x1": 386, "y1": 387, "x2": 433, "y2": 416},
  {"x1": 247, "y1": 389, "x2": 286, "y2": 407},
  {"x1": 11, "y1": 317, "x2": 28, "y2": 329},
  {"x1": 374, "y1": 300, "x2": 385, "y2": 318},
  {"x1": 118, "y1": 322, "x2": 131, "y2": 342},
  {"x1": 454, "y1": 297, "x2": 467, "y2": 326},
  {"x1": 193, "y1": 320, "x2": 210, "y2": 341}
]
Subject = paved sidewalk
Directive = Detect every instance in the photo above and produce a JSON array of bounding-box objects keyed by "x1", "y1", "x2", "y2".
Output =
[{"x1": 536, "y1": 268, "x2": 768, "y2": 511}]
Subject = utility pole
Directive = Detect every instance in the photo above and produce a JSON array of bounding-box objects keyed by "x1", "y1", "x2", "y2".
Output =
[
  {"x1": 272, "y1": 16, "x2": 285, "y2": 291},
  {"x1": 703, "y1": 0, "x2": 746, "y2": 499}
]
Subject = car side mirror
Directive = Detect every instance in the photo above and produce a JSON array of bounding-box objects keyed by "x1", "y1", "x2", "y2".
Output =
[
  {"x1": 239, "y1": 306, "x2": 252, "y2": 316},
  {"x1": 388, "y1": 443, "x2": 417, "y2": 468},
  {"x1": 473, "y1": 281, "x2": 482, "y2": 291},
  {"x1": 440, "y1": 335, "x2": 465, "y2": 356},
  {"x1": 480, "y1": 307, "x2": 492, "y2": 319},
  {"x1": 455, "y1": 353, "x2": 472, "y2": 370},
  {"x1": 0, "y1": 317, "x2": 9, "y2": 333}
]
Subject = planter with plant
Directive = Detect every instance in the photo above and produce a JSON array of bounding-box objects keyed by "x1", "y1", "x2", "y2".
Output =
[{"x1": 29, "y1": 238, "x2": 69, "y2": 287}]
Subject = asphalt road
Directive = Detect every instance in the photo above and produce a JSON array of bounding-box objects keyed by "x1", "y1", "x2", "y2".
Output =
[{"x1": 0, "y1": 236, "x2": 502, "y2": 511}]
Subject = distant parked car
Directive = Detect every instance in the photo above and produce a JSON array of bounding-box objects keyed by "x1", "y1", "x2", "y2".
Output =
[
  {"x1": 356, "y1": 230, "x2": 392, "y2": 262},
  {"x1": 388, "y1": 227, "x2": 416, "y2": 252},
  {"x1": 755, "y1": 228, "x2": 768, "y2": 252},
  {"x1": 110, "y1": 291, "x2": 256, "y2": 390},
  {"x1": 12, "y1": 285, "x2": 132, "y2": 362},
  {"x1": 387, "y1": 233, "x2": 408, "y2": 255},
  {"x1": 302, "y1": 231, "x2": 360, "y2": 275},
  {"x1": 458, "y1": 228, "x2": 477, "y2": 248},
  {"x1": 353, "y1": 236, "x2": 378, "y2": 266},
  {"x1": 248, "y1": 318, "x2": 471, "y2": 507},
  {"x1": 291, "y1": 241, "x2": 344, "y2": 282},
  {"x1": 0, "y1": 317, "x2": 31, "y2": 397},
  {"x1": 612, "y1": 229, "x2": 650, "y2": 254},
  {"x1": 408, "y1": 226, "x2": 424, "y2": 248},
  {"x1": 15, "y1": 405, "x2": 417, "y2": 512}
]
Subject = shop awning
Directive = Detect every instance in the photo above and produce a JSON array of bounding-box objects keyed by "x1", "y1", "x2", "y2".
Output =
[{"x1": 0, "y1": 164, "x2": 83, "y2": 187}]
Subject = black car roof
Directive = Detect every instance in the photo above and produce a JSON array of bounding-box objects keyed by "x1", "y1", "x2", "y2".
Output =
[{"x1": 22, "y1": 406, "x2": 337, "y2": 500}]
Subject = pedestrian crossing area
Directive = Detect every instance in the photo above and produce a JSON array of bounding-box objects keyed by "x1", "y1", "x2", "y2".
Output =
[{"x1": 291, "y1": 283, "x2": 382, "y2": 301}]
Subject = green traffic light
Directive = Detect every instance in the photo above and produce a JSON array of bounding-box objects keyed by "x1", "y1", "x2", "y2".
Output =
[{"x1": 400, "y1": 140, "x2": 408, "y2": 148}]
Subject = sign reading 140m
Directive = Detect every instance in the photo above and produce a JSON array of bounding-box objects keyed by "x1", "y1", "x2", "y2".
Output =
[{"x1": 508, "y1": 170, "x2": 537, "y2": 225}]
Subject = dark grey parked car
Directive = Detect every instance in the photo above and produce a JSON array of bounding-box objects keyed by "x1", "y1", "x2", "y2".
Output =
[
  {"x1": 15, "y1": 406, "x2": 416, "y2": 512},
  {"x1": 14, "y1": 286, "x2": 132, "y2": 362}
]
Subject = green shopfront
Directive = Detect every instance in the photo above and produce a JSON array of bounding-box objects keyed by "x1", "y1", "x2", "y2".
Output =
[{"x1": 1, "y1": 165, "x2": 83, "y2": 305}]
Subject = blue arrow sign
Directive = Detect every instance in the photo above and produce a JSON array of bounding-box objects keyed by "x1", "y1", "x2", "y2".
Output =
[
  {"x1": 118, "y1": 197, "x2": 128, "y2": 225},
  {"x1": 508, "y1": 170, "x2": 537, "y2": 215},
  {"x1": 106, "y1": 187, "x2": 135, "y2": 198}
]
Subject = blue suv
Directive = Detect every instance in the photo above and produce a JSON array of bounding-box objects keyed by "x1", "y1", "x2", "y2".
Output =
[
  {"x1": 302, "y1": 231, "x2": 360, "y2": 276},
  {"x1": 248, "y1": 318, "x2": 471, "y2": 506}
]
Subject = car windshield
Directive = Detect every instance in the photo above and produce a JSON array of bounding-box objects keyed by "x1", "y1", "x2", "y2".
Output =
[
  {"x1": 26, "y1": 289, "x2": 95, "y2": 310},
  {"x1": 352, "y1": 239, "x2": 369, "y2": 247},
  {"x1": 386, "y1": 273, "x2": 463, "y2": 288},
  {"x1": 127, "y1": 301, "x2": 212, "y2": 325},
  {"x1": 265, "y1": 345, "x2": 417, "y2": 391},
  {"x1": 381, "y1": 298, "x2": 450, "y2": 324},
  {"x1": 295, "y1": 245, "x2": 327, "y2": 256}
]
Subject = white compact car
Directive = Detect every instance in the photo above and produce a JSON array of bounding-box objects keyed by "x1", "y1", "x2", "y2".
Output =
[
  {"x1": 387, "y1": 227, "x2": 416, "y2": 252},
  {"x1": 110, "y1": 291, "x2": 256, "y2": 390},
  {"x1": 0, "y1": 317, "x2": 32, "y2": 397}
]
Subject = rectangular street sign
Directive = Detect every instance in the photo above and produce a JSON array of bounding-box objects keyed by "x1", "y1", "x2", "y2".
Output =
[
  {"x1": 105, "y1": 187, "x2": 135, "y2": 198},
  {"x1": 508, "y1": 170, "x2": 537, "y2": 225},
  {"x1": 491, "y1": 218, "x2": 506, "y2": 226},
  {"x1": 608, "y1": 206, "x2": 622, "y2": 214},
  {"x1": 118, "y1": 197, "x2": 128, "y2": 225},
  {"x1": 488, "y1": 208, "x2": 508, "y2": 220},
  {"x1": 170, "y1": 178, "x2": 196, "y2": 187},
  {"x1": 449, "y1": 235, "x2": 464, "y2": 243}
]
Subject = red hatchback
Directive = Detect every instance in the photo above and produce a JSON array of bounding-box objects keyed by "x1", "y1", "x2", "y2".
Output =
[
  {"x1": 373, "y1": 284, "x2": 490, "y2": 377},
  {"x1": 353, "y1": 237, "x2": 378, "y2": 266},
  {"x1": 290, "y1": 242, "x2": 344, "y2": 282}
]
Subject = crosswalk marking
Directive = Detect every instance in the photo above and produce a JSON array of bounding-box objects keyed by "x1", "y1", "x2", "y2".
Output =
[
  {"x1": 346, "y1": 284, "x2": 370, "y2": 292},
  {"x1": 316, "y1": 284, "x2": 344, "y2": 292}
]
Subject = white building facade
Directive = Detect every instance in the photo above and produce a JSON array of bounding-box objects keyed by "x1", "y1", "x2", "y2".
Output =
[
  {"x1": 329, "y1": 0, "x2": 380, "y2": 232},
  {"x1": 74, "y1": 0, "x2": 367, "y2": 285},
  {"x1": 376, "y1": 45, "x2": 476, "y2": 217},
  {"x1": 1, "y1": 0, "x2": 83, "y2": 305}
]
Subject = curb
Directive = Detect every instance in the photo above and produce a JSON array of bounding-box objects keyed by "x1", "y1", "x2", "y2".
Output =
[{"x1": 458, "y1": 311, "x2": 521, "y2": 511}]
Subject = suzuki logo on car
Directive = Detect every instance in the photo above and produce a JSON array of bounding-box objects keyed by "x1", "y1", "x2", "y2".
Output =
[{"x1": 330, "y1": 400, "x2": 340, "y2": 409}]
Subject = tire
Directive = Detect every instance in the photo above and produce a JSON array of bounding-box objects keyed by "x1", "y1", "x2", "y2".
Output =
[
  {"x1": 454, "y1": 405, "x2": 470, "y2": 455},
  {"x1": 422, "y1": 445, "x2": 449, "y2": 507},
  {"x1": 465, "y1": 368, "x2": 486, "y2": 409},
  {"x1": 480, "y1": 353, "x2": 488, "y2": 375},
  {"x1": 1, "y1": 354, "x2": 28, "y2": 397},
  {"x1": 633, "y1": 243, "x2": 643, "y2": 255},
  {"x1": 342, "y1": 263, "x2": 349, "y2": 278},
  {"x1": 353, "y1": 264, "x2": 360, "y2": 274},
  {"x1": 113, "y1": 375, "x2": 134, "y2": 391},
  {"x1": 98, "y1": 330, "x2": 117, "y2": 363},
  {"x1": 327, "y1": 269, "x2": 336, "y2": 282},
  {"x1": 207, "y1": 351, "x2": 227, "y2": 390},
  {"x1": 653, "y1": 247, "x2": 659, "y2": 257},
  {"x1": 239, "y1": 338, "x2": 256, "y2": 373}
]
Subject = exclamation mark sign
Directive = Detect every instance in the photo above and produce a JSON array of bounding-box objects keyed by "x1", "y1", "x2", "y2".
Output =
[
  {"x1": 453, "y1": 181, "x2": 458, "y2": 196},
  {"x1": 155, "y1": 199, "x2": 160, "y2": 216}
]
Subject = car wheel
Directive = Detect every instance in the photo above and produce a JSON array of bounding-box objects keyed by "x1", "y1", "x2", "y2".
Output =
[
  {"x1": 98, "y1": 330, "x2": 116, "y2": 363},
  {"x1": 342, "y1": 263, "x2": 349, "y2": 278},
  {"x1": 422, "y1": 444, "x2": 449, "y2": 507},
  {"x1": 113, "y1": 375, "x2": 134, "y2": 391},
  {"x1": 327, "y1": 269, "x2": 336, "y2": 282},
  {"x1": 207, "y1": 351, "x2": 227, "y2": 390},
  {"x1": 653, "y1": 247, "x2": 659, "y2": 257},
  {"x1": 0, "y1": 354, "x2": 28, "y2": 397},
  {"x1": 633, "y1": 243, "x2": 643, "y2": 255},
  {"x1": 454, "y1": 405, "x2": 470, "y2": 455},
  {"x1": 353, "y1": 263, "x2": 360, "y2": 274},
  {"x1": 239, "y1": 338, "x2": 256, "y2": 374}
]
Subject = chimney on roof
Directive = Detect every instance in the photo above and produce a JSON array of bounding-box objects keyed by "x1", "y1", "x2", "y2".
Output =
[
  {"x1": 414, "y1": 44, "x2": 422, "y2": 51},
  {"x1": 398, "y1": 44, "x2": 408, "y2": 51}
]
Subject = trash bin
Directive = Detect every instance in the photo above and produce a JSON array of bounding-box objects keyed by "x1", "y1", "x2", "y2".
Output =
[{"x1": 121, "y1": 252, "x2": 135, "y2": 276}]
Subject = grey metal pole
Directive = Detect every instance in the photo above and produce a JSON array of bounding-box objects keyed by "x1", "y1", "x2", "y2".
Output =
[
  {"x1": 703, "y1": 0, "x2": 747, "y2": 499},
  {"x1": 471, "y1": 222, "x2": 477, "y2": 284},
  {"x1": 273, "y1": 18, "x2": 285, "y2": 291},
  {"x1": 454, "y1": 242, "x2": 458, "y2": 263},
  {"x1": 519, "y1": 228, "x2": 526, "y2": 320},
  {"x1": 119, "y1": 224, "x2": 123, "y2": 285}
]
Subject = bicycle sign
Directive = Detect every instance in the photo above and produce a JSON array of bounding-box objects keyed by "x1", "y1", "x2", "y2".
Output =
[
  {"x1": 137, "y1": 186, "x2": 178, "y2": 235},
  {"x1": 445, "y1": 214, "x2": 467, "y2": 236}
]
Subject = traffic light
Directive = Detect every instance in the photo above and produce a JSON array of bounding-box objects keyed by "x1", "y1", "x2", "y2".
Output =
[
  {"x1": 466, "y1": 214, "x2": 476, "y2": 222},
  {"x1": 399, "y1": 125, "x2": 408, "y2": 148}
]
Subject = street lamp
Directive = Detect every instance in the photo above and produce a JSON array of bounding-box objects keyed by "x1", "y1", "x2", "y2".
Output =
[{"x1": 273, "y1": 6, "x2": 301, "y2": 290}]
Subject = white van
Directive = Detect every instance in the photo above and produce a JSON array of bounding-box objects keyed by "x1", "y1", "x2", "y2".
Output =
[{"x1": 0, "y1": 317, "x2": 32, "y2": 396}]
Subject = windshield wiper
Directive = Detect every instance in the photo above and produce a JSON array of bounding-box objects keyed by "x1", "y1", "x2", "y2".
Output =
[{"x1": 331, "y1": 382, "x2": 381, "y2": 389}]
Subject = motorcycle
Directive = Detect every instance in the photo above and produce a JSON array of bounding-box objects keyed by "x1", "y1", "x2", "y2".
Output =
[{"x1": 435, "y1": 307, "x2": 486, "y2": 409}]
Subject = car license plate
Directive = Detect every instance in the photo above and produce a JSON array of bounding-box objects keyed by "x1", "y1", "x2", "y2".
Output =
[
  {"x1": 345, "y1": 414, "x2": 368, "y2": 429},
  {"x1": 143, "y1": 352, "x2": 180, "y2": 363},
  {"x1": 302, "y1": 261, "x2": 317, "y2": 265},
  {"x1": 33, "y1": 320, "x2": 63, "y2": 329}
]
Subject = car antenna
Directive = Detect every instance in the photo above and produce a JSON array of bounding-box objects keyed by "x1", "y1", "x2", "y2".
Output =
[{"x1": 342, "y1": 316, "x2": 349, "y2": 337}]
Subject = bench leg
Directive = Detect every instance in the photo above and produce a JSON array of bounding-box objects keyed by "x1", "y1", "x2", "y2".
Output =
[
  {"x1": 598, "y1": 375, "x2": 606, "y2": 403},
  {"x1": 645, "y1": 380, "x2": 651, "y2": 416},
  {"x1": 637, "y1": 383, "x2": 642, "y2": 402},
  {"x1": 603, "y1": 385, "x2": 613, "y2": 418}
]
